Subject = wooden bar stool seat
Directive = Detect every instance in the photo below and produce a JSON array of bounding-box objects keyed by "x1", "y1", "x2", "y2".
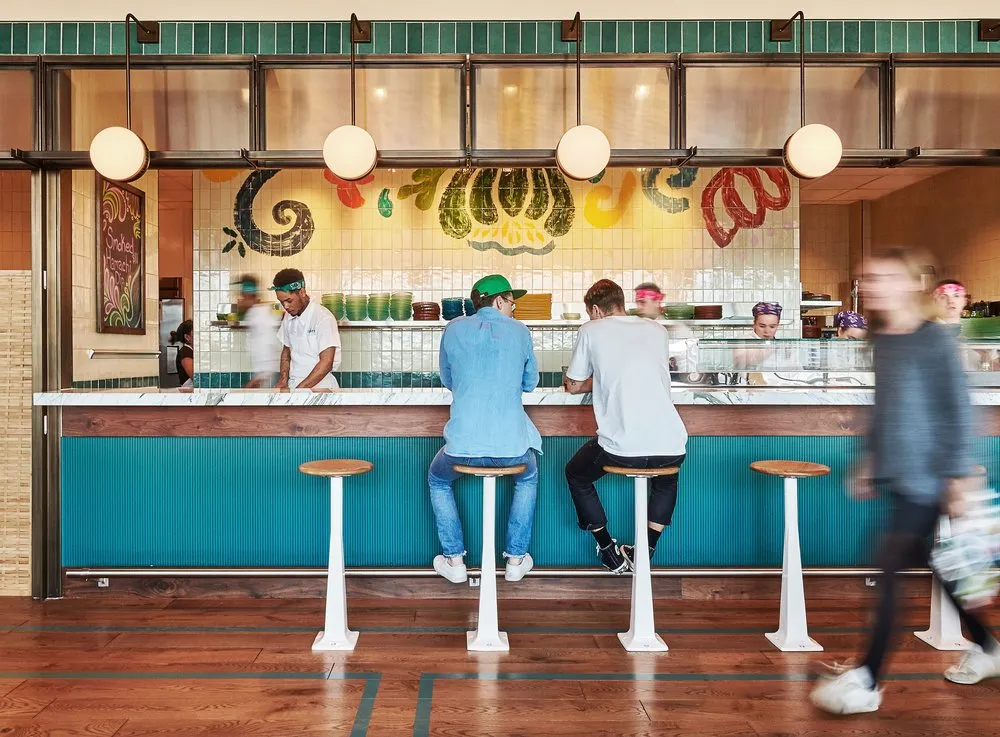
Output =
[
  {"x1": 453, "y1": 464, "x2": 527, "y2": 652},
  {"x1": 751, "y1": 459, "x2": 830, "y2": 653},
  {"x1": 602, "y1": 465, "x2": 680, "y2": 652},
  {"x1": 299, "y1": 458, "x2": 373, "y2": 652},
  {"x1": 915, "y1": 463, "x2": 988, "y2": 651}
]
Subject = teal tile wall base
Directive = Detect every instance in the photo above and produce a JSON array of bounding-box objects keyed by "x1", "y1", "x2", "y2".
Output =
[
  {"x1": 1, "y1": 20, "x2": 999, "y2": 56},
  {"x1": 60, "y1": 434, "x2": 916, "y2": 569}
]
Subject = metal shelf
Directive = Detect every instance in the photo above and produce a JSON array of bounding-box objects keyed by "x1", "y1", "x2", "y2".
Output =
[{"x1": 800, "y1": 300, "x2": 843, "y2": 311}]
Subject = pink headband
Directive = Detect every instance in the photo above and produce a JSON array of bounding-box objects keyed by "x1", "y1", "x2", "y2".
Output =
[
  {"x1": 635, "y1": 289, "x2": 663, "y2": 301},
  {"x1": 935, "y1": 283, "x2": 966, "y2": 297}
]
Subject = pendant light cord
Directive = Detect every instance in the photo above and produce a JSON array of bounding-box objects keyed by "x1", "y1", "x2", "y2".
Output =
[
  {"x1": 123, "y1": 14, "x2": 156, "y2": 131},
  {"x1": 573, "y1": 12, "x2": 582, "y2": 127},
  {"x1": 350, "y1": 13, "x2": 359, "y2": 126},
  {"x1": 776, "y1": 11, "x2": 806, "y2": 128}
]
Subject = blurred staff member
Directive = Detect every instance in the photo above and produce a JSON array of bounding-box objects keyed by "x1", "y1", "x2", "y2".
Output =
[
  {"x1": 811, "y1": 249, "x2": 1000, "y2": 716},
  {"x1": 170, "y1": 320, "x2": 194, "y2": 391},
  {"x1": 934, "y1": 279, "x2": 967, "y2": 327},
  {"x1": 235, "y1": 275, "x2": 281, "y2": 388},
  {"x1": 270, "y1": 268, "x2": 340, "y2": 391},
  {"x1": 834, "y1": 310, "x2": 868, "y2": 340},
  {"x1": 634, "y1": 282, "x2": 696, "y2": 374}
]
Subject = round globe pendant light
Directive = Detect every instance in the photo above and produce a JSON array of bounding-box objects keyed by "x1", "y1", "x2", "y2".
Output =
[
  {"x1": 556, "y1": 13, "x2": 610, "y2": 181},
  {"x1": 89, "y1": 15, "x2": 158, "y2": 182},
  {"x1": 323, "y1": 14, "x2": 377, "y2": 181},
  {"x1": 778, "y1": 11, "x2": 842, "y2": 180},
  {"x1": 556, "y1": 125, "x2": 611, "y2": 182}
]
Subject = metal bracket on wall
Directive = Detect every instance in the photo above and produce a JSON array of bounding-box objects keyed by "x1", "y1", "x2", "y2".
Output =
[
  {"x1": 769, "y1": 19, "x2": 795, "y2": 43},
  {"x1": 980, "y1": 20, "x2": 1000, "y2": 42}
]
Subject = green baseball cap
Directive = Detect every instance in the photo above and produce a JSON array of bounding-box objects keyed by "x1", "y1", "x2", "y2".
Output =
[{"x1": 472, "y1": 274, "x2": 526, "y2": 300}]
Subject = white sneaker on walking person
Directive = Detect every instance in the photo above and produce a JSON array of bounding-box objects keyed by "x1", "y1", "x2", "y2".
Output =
[
  {"x1": 433, "y1": 554, "x2": 468, "y2": 584},
  {"x1": 945, "y1": 644, "x2": 1000, "y2": 685},
  {"x1": 809, "y1": 665, "x2": 882, "y2": 715},
  {"x1": 504, "y1": 553, "x2": 533, "y2": 582}
]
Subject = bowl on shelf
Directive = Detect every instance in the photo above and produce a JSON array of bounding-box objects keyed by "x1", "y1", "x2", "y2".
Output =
[
  {"x1": 413, "y1": 301, "x2": 442, "y2": 321},
  {"x1": 441, "y1": 296, "x2": 465, "y2": 321},
  {"x1": 662, "y1": 303, "x2": 695, "y2": 320},
  {"x1": 368, "y1": 292, "x2": 391, "y2": 321},
  {"x1": 321, "y1": 293, "x2": 346, "y2": 320},
  {"x1": 389, "y1": 292, "x2": 413, "y2": 321},
  {"x1": 345, "y1": 295, "x2": 369, "y2": 322},
  {"x1": 464, "y1": 298, "x2": 476, "y2": 316},
  {"x1": 693, "y1": 305, "x2": 723, "y2": 320},
  {"x1": 561, "y1": 312, "x2": 581, "y2": 321}
]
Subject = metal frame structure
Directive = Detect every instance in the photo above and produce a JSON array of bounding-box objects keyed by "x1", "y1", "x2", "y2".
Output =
[{"x1": 6, "y1": 50, "x2": 998, "y2": 597}]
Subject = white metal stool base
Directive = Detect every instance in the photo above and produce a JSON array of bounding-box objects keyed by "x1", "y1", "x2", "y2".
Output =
[
  {"x1": 467, "y1": 630, "x2": 510, "y2": 652},
  {"x1": 313, "y1": 629, "x2": 359, "y2": 651},
  {"x1": 617, "y1": 476, "x2": 669, "y2": 653},
  {"x1": 915, "y1": 517, "x2": 972, "y2": 651},
  {"x1": 765, "y1": 631, "x2": 823, "y2": 652},
  {"x1": 618, "y1": 631, "x2": 669, "y2": 652}
]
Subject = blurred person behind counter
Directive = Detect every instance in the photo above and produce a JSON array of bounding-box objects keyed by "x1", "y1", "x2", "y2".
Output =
[
  {"x1": 634, "y1": 282, "x2": 697, "y2": 373},
  {"x1": 235, "y1": 274, "x2": 281, "y2": 389},
  {"x1": 271, "y1": 268, "x2": 341, "y2": 391}
]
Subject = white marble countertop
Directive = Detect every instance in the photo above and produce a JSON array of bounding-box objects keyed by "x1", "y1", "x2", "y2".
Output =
[{"x1": 30, "y1": 387, "x2": 902, "y2": 407}]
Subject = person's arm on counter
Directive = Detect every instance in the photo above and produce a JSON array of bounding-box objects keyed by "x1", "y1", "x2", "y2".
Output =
[
  {"x1": 563, "y1": 328, "x2": 594, "y2": 395},
  {"x1": 276, "y1": 346, "x2": 291, "y2": 390},
  {"x1": 295, "y1": 347, "x2": 336, "y2": 390}
]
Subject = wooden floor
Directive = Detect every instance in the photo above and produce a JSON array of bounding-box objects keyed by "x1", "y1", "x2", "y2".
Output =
[{"x1": 0, "y1": 596, "x2": 997, "y2": 736}]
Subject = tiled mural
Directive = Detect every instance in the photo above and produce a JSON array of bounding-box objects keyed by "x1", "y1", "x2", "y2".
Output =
[{"x1": 193, "y1": 165, "x2": 798, "y2": 385}]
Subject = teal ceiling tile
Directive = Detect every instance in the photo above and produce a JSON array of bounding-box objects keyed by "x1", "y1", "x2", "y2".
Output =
[
  {"x1": 634, "y1": 20, "x2": 649, "y2": 53},
  {"x1": 44, "y1": 22, "x2": 60, "y2": 54},
  {"x1": 243, "y1": 23, "x2": 259, "y2": 54},
  {"x1": 308, "y1": 22, "x2": 324, "y2": 54},
  {"x1": 890, "y1": 21, "x2": 906, "y2": 52},
  {"x1": 275, "y1": 22, "x2": 291, "y2": 54},
  {"x1": 956, "y1": 20, "x2": 972, "y2": 52},
  {"x1": 0, "y1": 23, "x2": 11, "y2": 55},
  {"x1": 424, "y1": 22, "x2": 440, "y2": 54},
  {"x1": 714, "y1": 21, "x2": 731, "y2": 52},
  {"x1": 582, "y1": 20, "x2": 600, "y2": 53},
  {"x1": 456, "y1": 22, "x2": 472, "y2": 54},
  {"x1": 827, "y1": 21, "x2": 844, "y2": 52},
  {"x1": 843, "y1": 21, "x2": 859, "y2": 52},
  {"x1": 536, "y1": 20, "x2": 553, "y2": 54},
  {"x1": 93, "y1": 22, "x2": 110, "y2": 54},
  {"x1": 471, "y1": 22, "x2": 487, "y2": 54},
  {"x1": 654, "y1": 21, "x2": 669, "y2": 53},
  {"x1": 407, "y1": 22, "x2": 423, "y2": 53},
  {"x1": 731, "y1": 21, "x2": 747, "y2": 53},
  {"x1": 177, "y1": 22, "x2": 193, "y2": 54},
  {"x1": 77, "y1": 23, "x2": 95, "y2": 54},
  {"x1": 747, "y1": 20, "x2": 763, "y2": 52},
  {"x1": 698, "y1": 20, "x2": 714, "y2": 52},
  {"x1": 860, "y1": 21, "x2": 875, "y2": 52},
  {"x1": 374, "y1": 21, "x2": 390, "y2": 54},
  {"x1": 520, "y1": 22, "x2": 536, "y2": 53},
  {"x1": 291, "y1": 22, "x2": 307, "y2": 54},
  {"x1": 259, "y1": 22, "x2": 275, "y2": 54},
  {"x1": 504, "y1": 22, "x2": 520, "y2": 54},
  {"x1": 923, "y1": 22, "x2": 939, "y2": 53},
  {"x1": 907, "y1": 21, "x2": 923, "y2": 52},
  {"x1": 600, "y1": 21, "x2": 616, "y2": 53},
  {"x1": 874, "y1": 21, "x2": 890, "y2": 52},
  {"x1": 211, "y1": 22, "x2": 227, "y2": 55},
  {"x1": 940, "y1": 20, "x2": 956, "y2": 52},
  {"x1": 27, "y1": 23, "x2": 43, "y2": 54},
  {"x1": 488, "y1": 21, "x2": 503, "y2": 53},
  {"x1": 194, "y1": 22, "x2": 211, "y2": 54},
  {"x1": 971, "y1": 19, "x2": 988, "y2": 51},
  {"x1": 617, "y1": 21, "x2": 633, "y2": 54},
  {"x1": 228, "y1": 23, "x2": 244, "y2": 54},
  {"x1": 682, "y1": 21, "x2": 697, "y2": 53},
  {"x1": 811, "y1": 20, "x2": 827, "y2": 52},
  {"x1": 440, "y1": 22, "x2": 456, "y2": 53},
  {"x1": 12, "y1": 22, "x2": 28, "y2": 54}
]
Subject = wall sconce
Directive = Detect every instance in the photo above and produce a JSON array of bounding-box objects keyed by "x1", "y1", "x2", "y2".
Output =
[
  {"x1": 555, "y1": 12, "x2": 611, "y2": 181},
  {"x1": 980, "y1": 20, "x2": 1000, "y2": 41},
  {"x1": 323, "y1": 14, "x2": 378, "y2": 181},
  {"x1": 89, "y1": 14, "x2": 159, "y2": 182},
  {"x1": 771, "y1": 11, "x2": 842, "y2": 180}
]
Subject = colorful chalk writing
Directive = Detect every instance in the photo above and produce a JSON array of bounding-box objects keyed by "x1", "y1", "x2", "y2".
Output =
[{"x1": 97, "y1": 176, "x2": 145, "y2": 335}]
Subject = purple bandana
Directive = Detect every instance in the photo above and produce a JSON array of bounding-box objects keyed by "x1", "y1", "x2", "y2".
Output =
[
  {"x1": 834, "y1": 311, "x2": 868, "y2": 330},
  {"x1": 752, "y1": 302, "x2": 782, "y2": 319}
]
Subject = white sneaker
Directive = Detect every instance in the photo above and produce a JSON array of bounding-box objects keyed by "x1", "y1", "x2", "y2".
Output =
[
  {"x1": 433, "y1": 554, "x2": 467, "y2": 584},
  {"x1": 945, "y1": 644, "x2": 1000, "y2": 685},
  {"x1": 809, "y1": 666, "x2": 882, "y2": 715},
  {"x1": 504, "y1": 553, "x2": 533, "y2": 582}
]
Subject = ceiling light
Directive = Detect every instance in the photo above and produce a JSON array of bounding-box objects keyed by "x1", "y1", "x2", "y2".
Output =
[
  {"x1": 323, "y1": 14, "x2": 377, "y2": 181},
  {"x1": 556, "y1": 12, "x2": 610, "y2": 181},
  {"x1": 634, "y1": 84, "x2": 650, "y2": 100},
  {"x1": 373, "y1": 87, "x2": 387, "y2": 99},
  {"x1": 503, "y1": 84, "x2": 519, "y2": 96},
  {"x1": 89, "y1": 14, "x2": 158, "y2": 182}
]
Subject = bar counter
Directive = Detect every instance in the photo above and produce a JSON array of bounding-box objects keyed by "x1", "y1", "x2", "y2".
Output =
[{"x1": 35, "y1": 388, "x2": 1000, "y2": 578}]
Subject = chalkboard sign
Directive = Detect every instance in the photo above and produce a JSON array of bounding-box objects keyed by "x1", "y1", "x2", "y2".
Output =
[{"x1": 96, "y1": 175, "x2": 145, "y2": 335}]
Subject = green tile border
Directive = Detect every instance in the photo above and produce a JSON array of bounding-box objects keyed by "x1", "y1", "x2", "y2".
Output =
[{"x1": 0, "y1": 20, "x2": 998, "y2": 56}]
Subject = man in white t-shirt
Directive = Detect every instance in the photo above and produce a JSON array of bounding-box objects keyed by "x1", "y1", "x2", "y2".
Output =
[
  {"x1": 564, "y1": 279, "x2": 688, "y2": 574},
  {"x1": 235, "y1": 275, "x2": 281, "y2": 388},
  {"x1": 271, "y1": 268, "x2": 341, "y2": 391}
]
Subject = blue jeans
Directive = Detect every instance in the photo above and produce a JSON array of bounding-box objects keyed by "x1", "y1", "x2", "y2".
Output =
[{"x1": 428, "y1": 448, "x2": 538, "y2": 559}]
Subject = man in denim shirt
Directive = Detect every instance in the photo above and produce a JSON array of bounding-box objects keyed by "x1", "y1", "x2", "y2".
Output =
[{"x1": 429, "y1": 274, "x2": 542, "y2": 584}]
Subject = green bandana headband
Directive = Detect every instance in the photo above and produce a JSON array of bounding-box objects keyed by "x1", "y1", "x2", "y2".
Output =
[{"x1": 269, "y1": 279, "x2": 305, "y2": 292}]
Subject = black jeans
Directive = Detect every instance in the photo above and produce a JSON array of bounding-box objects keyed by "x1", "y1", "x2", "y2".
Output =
[
  {"x1": 565, "y1": 437, "x2": 686, "y2": 531},
  {"x1": 862, "y1": 491, "x2": 994, "y2": 683}
]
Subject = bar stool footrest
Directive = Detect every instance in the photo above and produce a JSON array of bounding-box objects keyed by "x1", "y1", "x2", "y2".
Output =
[
  {"x1": 618, "y1": 631, "x2": 669, "y2": 652},
  {"x1": 312, "y1": 629, "x2": 359, "y2": 652},
  {"x1": 467, "y1": 630, "x2": 510, "y2": 652},
  {"x1": 765, "y1": 631, "x2": 823, "y2": 652}
]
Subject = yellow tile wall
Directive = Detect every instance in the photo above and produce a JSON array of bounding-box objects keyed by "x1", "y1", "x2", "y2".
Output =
[{"x1": 800, "y1": 204, "x2": 852, "y2": 303}]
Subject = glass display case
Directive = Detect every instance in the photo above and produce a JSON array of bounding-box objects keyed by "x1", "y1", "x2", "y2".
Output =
[{"x1": 671, "y1": 338, "x2": 1000, "y2": 388}]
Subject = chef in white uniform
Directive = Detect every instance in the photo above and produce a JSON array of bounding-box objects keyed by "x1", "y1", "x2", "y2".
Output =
[{"x1": 271, "y1": 268, "x2": 341, "y2": 391}]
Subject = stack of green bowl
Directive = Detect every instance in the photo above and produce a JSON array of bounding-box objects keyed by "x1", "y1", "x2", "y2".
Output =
[
  {"x1": 345, "y1": 294, "x2": 369, "y2": 321},
  {"x1": 368, "y1": 292, "x2": 391, "y2": 321},
  {"x1": 321, "y1": 293, "x2": 346, "y2": 320},
  {"x1": 663, "y1": 303, "x2": 695, "y2": 320},
  {"x1": 390, "y1": 292, "x2": 413, "y2": 321}
]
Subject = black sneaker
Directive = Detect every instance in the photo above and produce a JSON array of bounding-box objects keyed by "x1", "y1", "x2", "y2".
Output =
[
  {"x1": 597, "y1": 541, "x2": 628, "y2": 574},
  {"x1": 620, "y1": 544, "x2": 655, "y2": 572}
]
